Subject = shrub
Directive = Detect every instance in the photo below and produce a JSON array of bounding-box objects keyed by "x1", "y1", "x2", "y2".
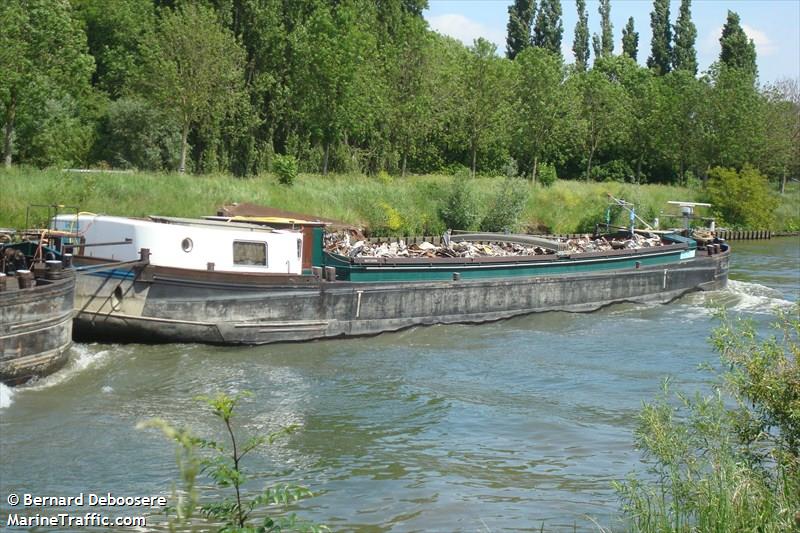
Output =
[
  {"x1": 438, "y1": 171, "x2": 481, "y2": 231},
  {"x1": 380, "y1": 202, "x2": 404, "y2": 232},
  {"x1": 479, "y1": 177, "x2": 529, "y2": 232},
  {"x1": 591, "y1": 160, "x2": 634, "y2": 182},
  {"x1": 501, "y1": 157, "x2": 519, "y2": 178},
  {"x1": 615, "y1": 307, "x2": 800, "y2": 533},
  {"x1": 377, "y1": 170, "x2": 392, "y2": 185},
  {"x1": 705, "y1": 165, "x2": 779, "y2": 228},
  {"x1": 536, "y1": 162, "x2": 557, "y2": 187},
  {"x1": 273, "y1": 154, "x2": 299, "y2": 186},
  {"x1": 359, "y1": 201, "x2": 406, "y2": 237},
  {"x1": 139, "y1": 392, "x2": 327, "y2": 532},
  {"x1": 92, "y1": 97, "x2": 181, "y2": 171},
  {"x1": 17, "y1": 96, "x2": 95, "y2": 168},
  {"x1": 574, "y1": 203, "x2": 609, "y2": 234}
]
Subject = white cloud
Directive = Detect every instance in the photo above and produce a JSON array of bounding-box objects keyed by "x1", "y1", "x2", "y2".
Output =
[
  {"x1": 427, "y1": 13, "x2": 505, "y2": 49},
  {"x1": 701, "y1": 26, "x2": 720, "y2": 55},
  {"x1": 742, "y1": 24, "x2": 778, "y2": 57},
  {"x1": 702, "y1": 24, "x2": 777, "y2": 58}
]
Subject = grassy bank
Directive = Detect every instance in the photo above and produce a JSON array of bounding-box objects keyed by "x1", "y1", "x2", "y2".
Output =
[{"x1": 1, "y1": 167, "x2": 797, "y2": 234}]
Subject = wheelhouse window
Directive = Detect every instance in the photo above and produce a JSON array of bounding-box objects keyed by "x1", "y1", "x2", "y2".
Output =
[{"x1": 233, "y1": 241, "x2": 267, "y2": 266}]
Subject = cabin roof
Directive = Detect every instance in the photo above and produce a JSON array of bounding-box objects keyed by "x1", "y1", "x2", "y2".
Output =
[
  {"x1": 147, "y1": 215, "x2": 282, "y2": 232},
  {"x1": 216, "y1": 203, "x2": 357, "y2": 230},
  {"x1": 54, "y1": 214, "x2": 295, "y2": 234}
]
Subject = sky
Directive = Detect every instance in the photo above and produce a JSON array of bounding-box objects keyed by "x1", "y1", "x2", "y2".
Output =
[{"x1": 424, "y1": 0, "x2": 800, "y2": 84}]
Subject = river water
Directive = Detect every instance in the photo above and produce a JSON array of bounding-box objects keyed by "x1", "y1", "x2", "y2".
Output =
[{"x1": 1, "y1": 238, "x2": 797, "y2": 532}]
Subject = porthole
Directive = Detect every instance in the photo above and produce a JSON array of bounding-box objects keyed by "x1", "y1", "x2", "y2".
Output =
[{"x1": 182, "y1": 238, "x2": 193, "y2": 252}]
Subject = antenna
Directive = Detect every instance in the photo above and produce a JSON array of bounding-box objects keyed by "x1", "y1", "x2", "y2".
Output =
[{"x1": 665, "y1": 201, "x2": 713, "y2": 231}]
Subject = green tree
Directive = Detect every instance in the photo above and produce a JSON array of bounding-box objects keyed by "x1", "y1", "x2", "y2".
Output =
[
  {"x1": 597, "y1": 56, "x2": 655, "y2": 183},
  {"x1": 647, "y1": 0, "x2": 672, "y2": 75},
  {"x1": 506, "y1": 0, "x2": 535, "y2": 60},
  {"x1": 592, "y1": 34, "x2": 602, "y2": 63},
  {"x1": 761, "y1": 79, "x2": 800, "y2": 193},
  {"x1": 706, "y1": 165, "x2": 778, "y2": 228},
  {"x1": 91, "y1": 97, "x2": 180, "y2": 170},
  {"x1": 719, "y1": 10, "x2": 757, "y2": 78},
  {"x1": 512, "y1": 47, "x2": 569, "y2": 184},
  {"x1": 292, "y1": 0, "x2": 373, "y2": 174},
  {"x1": 461, "y1": 38, "x2": 509, "y2": 177},
  {"x1": 0, "y1": 0, "x2": 94, "y2": 168},
  {"x1": 572, "y1": 0, "x2": 590, "y2": 71},
  {"x1": 702, "y1": 65, "x2": 763, "y2": 171},
  {"x1": 577, "y1": 66, "x2": 630, "y2": 181},
  {"x1": 532, "y1": 0, "x2": 563, "y2": 56},
  {"x1": 219, "y1": 0, "x2": 292, "y2": 172},
  {"x1": 593, "y1": 0, "x2": 613, "y2": 60},
  {"x1": 672, "y1": 0, "x2": 697, "y2": 75},
  {"x1": 656, "y1": 70, "x2": 706, "y2": 184},
  {"x1": 74, "y1": 0, "x2": 154, "y2": 97},
  {"x1": 386, "y1": 15, "x2": 433, "y2": 176},
  {"x1": 621, "y1": 17, "x2": 639, "y2": 62},
  {"x1": 137, "y1": 3, "x2": 245, "y2": 174}
]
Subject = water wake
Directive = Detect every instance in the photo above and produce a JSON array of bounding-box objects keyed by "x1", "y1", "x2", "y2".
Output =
[
  {"x1": 26, "y1": 343, "x2": 119, "y2": 391},
  {"x1": 0, "y1": 383, "x2": 15, "y2": 409},
  {"x1": 723, "y1": 280, "x2": 794, "y2": 313}
]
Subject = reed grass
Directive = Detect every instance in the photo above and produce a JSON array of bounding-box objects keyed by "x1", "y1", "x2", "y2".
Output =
[{"x1": 1, "y1": 167, "x2": 796, "y2": 234}]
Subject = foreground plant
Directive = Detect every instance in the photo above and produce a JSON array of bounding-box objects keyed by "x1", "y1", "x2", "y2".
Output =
[
  {"x1": 140, "y1": 392, "x2": 326, "y2": 532},
  {"x1": 615, "y1": 305, "x2": 800, "y2": 532}
]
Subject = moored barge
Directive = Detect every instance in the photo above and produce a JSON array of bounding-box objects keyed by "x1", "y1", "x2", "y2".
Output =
[
  {"x1": 0, "y1": 256, "x2": 74, "y2": 385},
  {"x1": 47, "y1": 212, "x2": 729, "y2": 345}
]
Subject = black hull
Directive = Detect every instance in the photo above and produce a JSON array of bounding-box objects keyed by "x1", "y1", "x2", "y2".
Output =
[
  {"x1": 0, "y1": 274, "x2": 74, "y2": 385},
  {"x1": 73, "y1": 250, "x2": 729, "y2": 345}
]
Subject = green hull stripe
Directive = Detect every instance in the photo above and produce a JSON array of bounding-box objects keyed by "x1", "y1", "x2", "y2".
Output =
[{"x1": 325, "y1": 250, "x2": 684, "y2": 282}]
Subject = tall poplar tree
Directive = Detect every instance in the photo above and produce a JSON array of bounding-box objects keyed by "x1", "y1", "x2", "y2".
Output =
[
  {"x1": 593, "y1": 0, "x2": 613, "y2": 60},
  {"x1": 672, "y1": 0, "x2": 697, "y2": 74},
  {"x1": 532, "y1": 0, "x2": 563, "y2": 56},
  {"x1": 647, "y1": 0, "x2": 672, "y2": 75},
  {"x1": 592, "y1": 35, "x2": 602, "y2": 61},
  {"x1": 572, "y1": 0, "x2": 589, "y2": 71},
  {"x1": 621, "y1": 17, "x2": 638, "y2": 61},
  {"x1": 506, "y1": 0, "x2": 535, "y2": 60},
  {"x1": 719, "y1": 10, "x2": 757, "y2": 76}
]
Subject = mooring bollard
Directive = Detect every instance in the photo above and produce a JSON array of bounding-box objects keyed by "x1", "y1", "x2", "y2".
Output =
[
  {"x1": 324, "y1": 266, "x2": 336, "y2": 282},
  {"x1": 452, "y1": 272, "x2": 461, "y2": 281},
  {"x1": 0, "y1": 272, "x2": 6, "y2": 292},
  {"x1": 16, "y1": 269, "x2": 34, "y2": 289},
  {"x1": 311, "y1": 266, "x2": 323, "y2": 279},
  {"x1": 62, "y1": 253, "x2": 73, "y2": 268},
  {"x1": 45, "y1": 260, "x2": 64, "y2": 280}
]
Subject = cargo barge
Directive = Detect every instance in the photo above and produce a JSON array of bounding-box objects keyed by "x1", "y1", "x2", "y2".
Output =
[
  {"x1": 0, "y1": 254, "x2": 74, "y2": 385},
  {"x1": 45, "y1": 210, "x2": 729, "y2": 345}
]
